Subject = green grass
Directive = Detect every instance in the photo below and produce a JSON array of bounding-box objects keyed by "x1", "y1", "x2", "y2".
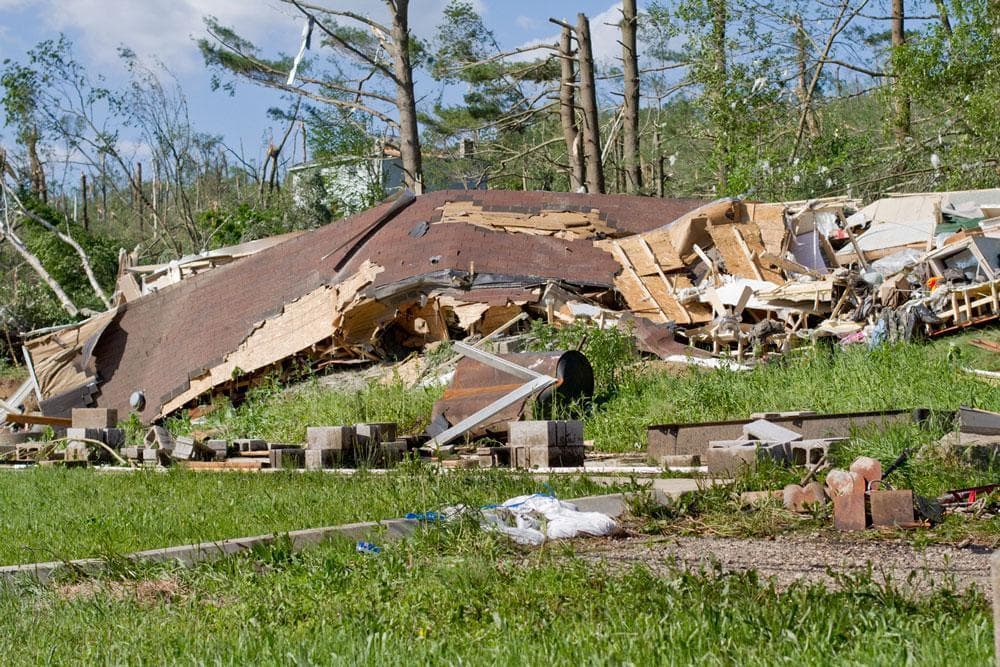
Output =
[
  {"x1": 0, "y1": 467, "x2": 615, "y2": 566},
  {"x1": 0, "y1": 528, "x2": 989, "y2": 665},
  {"x1": 586, "y1": 334, "x2": 1000, "y2": 451}
]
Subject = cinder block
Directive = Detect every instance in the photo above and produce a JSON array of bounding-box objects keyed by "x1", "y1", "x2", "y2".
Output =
[
  {"x1": 172, "y1": 438, "x2": 196, "y2": 461},
  {"x1": 380, "y1": 440, "x2": 407, "y2": 466},
  {"x1": 304, "y1": 448, "x2": 339, "y2": 470},
  {"x1": 234, "y1": 438, "x2": 268, "y2": 453},
  {"x1": 355, "y1": 423, "x2": 397, "y2": 444},
  {"x1": 306, "y1": 427, "x2": 356, "y2": 451},
  {"x1": 510, "y1": 443, "x2": 585, "y2": 469},
  {"x1": 509, "y1": 421, "x2": 557, "y2": 447},
  {"x1": 269, "y1": 448, "x2": 305, "y2": 470},
  {"x1": 64, "y1": 443, "x2": 89, "y2": 462},
  {"x1": 71, "y1": 408, "x2": 118, "y2": 429},
  {"x1": 661, "y1": 454, "x2": 701, "y2": 467},
  {"x1": 742, "y1": 419, "x2": 802, "y2": 444},
  {"x1": 66, "y1": 427, "x2": 102, "y2": 445},
  {"x1": 102, "y1": 428, "x2": 126, "y2": 449},
  {"x1": 870, "y1": 490, "x2": 914, "y2": 527},
  {"x1": 789, "y1": 439, "x2": 835, "y2": 466},
  {"x1": 205, "y1": 440, "x2": 228, "y2": 461},
  {"x1": 145, "y1": 426, "x2": 174, "y2": 451},
  {"x1": 705, "y1": 445, "x2": 758, "y2": 476}
]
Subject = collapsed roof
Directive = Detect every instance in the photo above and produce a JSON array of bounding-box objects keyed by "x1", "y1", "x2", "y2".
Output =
[{"x1": 23, "y1": 190, "x2": 705, "y2": 422}]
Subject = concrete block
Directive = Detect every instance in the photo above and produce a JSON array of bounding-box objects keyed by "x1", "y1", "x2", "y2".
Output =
[
  {"x1": 64, "y1": 443, "x2": 89, "y2": 462},
  {"x1": 172, "y1": 439, "x2": 196, "y2": 461},
  {"x1": 789, "y1": 439, "x2": 833, "y2": 466},
  {"x1": 234, "y1": 439, "x2": 268, "y2": 453},
  {"x1": 269, "y1": 448, "x2": 305, "y2": 470},
  {"x1": 71, "y1": 408, "x2": 118, "y2": 429},
  {"x1": 145, "y1": 426, "x2": 174, "y2": 451},
  {"x1": 509, "y1": 421, "x2": 557, "y2": 447},
  {"x1": 561, "y1": 420, "x2": 584, "y2": 446},
  {"x1": 304, "y1": 448, "x2": 339, "y2": 470},
  {"x1": 661, "y1": 454, "x2": 701, "y2": 467},
  {"x1": 355, "y1": 422, "x2": 397, "y2": 444},
  {"x1": 66, "y1": 428, "x2": 102, "y2": 445},
  {"x1": 306, "y1": 426, "x2": 356, "y2": 451},
  {"x1": 742, "y1": 419, "x2": 802, "y2": 444},
  {"x1": 102, "y1": 428, "x2": 126, "y2": 449},
  {"x1": 870, "y1": 490, "x2": 914, "y2": 527},
  {"x1": 832, "y1": 492, "x2": 866, "y2": 531},
  {"x1": 206, "y1": 440, "x2": 228, "y2": 461},
  {"x1": 706, "y1": 445, "x2": 758, "y2": 476},
  {"x1": 380, "y1": 440, "x2": 407, "y2": 466}
]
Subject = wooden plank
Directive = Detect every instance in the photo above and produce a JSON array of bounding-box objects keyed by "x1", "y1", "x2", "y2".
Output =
[
  {"x1": 970, "y1": 339, "x2": 1000, "y2": 353},
  {"x1": 182, "y1": 460, "x2": 266, "y2": 471},
  {"x1": 733, "y1": 228, "x2": 765, "y2": 281},
  {"x1": 2, "y1": 413, "x2": 72, "y2": 427},
  {"x1": 758, "y1": 252, "x2": 823, "y2": 279}
]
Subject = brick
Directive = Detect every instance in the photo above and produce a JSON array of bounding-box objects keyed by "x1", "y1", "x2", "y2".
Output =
[
  {"x1": 803, "y1": 481, "x2": 828, "y2": 505},
  {"x1": 832, "y1": 492, "x2": 866, "y2": 531},
  {"x1": 742, "y1": 419, "x2": 802, "y2": 444},
  {"x1": 870, "y1": 490, "x2": 914, "y2": 527},
  {"x1": 849, "y1": 456, "x2": 882, "y2": 487},
  {"x1": 304, "y1": 448, "x2": 340, "y2": 470},
  {"x1": 783, "y1": 484, "x2": 810, "y2": 512},
  {"x1": 739, "y1": 490, "x2": 783, "y2": 506},
  {"x1": 825, "y1": 469, "x2": 865, "y2": 497},
  {"x1": 71, "y1": 408, "x2": 118, "y2": 429},
  {"x1": 306, "y1": 426, "x2": 356, "y2": 451},
  {"x1": 269, "y1": 448, "x2": 305, "y2": 470}
]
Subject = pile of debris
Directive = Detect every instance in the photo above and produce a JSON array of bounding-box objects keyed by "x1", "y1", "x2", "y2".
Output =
[{"x1": 1, "y1": 187, "x2": 998, "y2": 429}]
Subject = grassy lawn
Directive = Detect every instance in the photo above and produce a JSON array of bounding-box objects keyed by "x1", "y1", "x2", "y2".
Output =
[
  {"x1": 0, "y1": 467, "x2": 614, "y2": 565},
  {"x1": 0, "y1": 527, "x2": 989, "y2": 665}
]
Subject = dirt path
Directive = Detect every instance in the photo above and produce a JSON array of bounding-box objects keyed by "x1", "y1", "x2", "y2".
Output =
[{"x1": 575, "y1": 534, "x2": 993, "y2": 595}]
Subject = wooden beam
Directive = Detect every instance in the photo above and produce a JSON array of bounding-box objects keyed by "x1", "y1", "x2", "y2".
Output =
[
  {"x1": 2, "y1": 413, "x2": 72, "y2": 428},
  {"x1": 636, "y1": 237, "x2": 692, "y2": 324},
  {"x1": 611, "y1": 241, "x2": 670, "y2": 320}
]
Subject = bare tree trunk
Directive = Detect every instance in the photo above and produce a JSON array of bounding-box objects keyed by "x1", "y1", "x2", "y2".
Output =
[
  {"x1": 135, "y1": 162, "x2": 144, "y2": 234},
  {"x1": 558, "y1": 26, "x2": 585, "y2": 192},
  {"x1": 387, "y1": 0, "x2": 423, "y2": 194},
  {"x1": 711, "y1": 0, "x2": 728, "y2": 193},
  {"x1": 621, "y1": 0, "x2": 642, "y2": 194},
  {"x1": 891, "y1": 0, "x2": 911, "y2": 145},
  {"x1": 794, "y1": 16, "x2": 820, "y2": 138},
  {"x1": 26, "y1": 129, "x2": 47, "y2": 203},
  {"x1": 4, "y1": 183, "x2": 111, "y2": 309},
  {"x1": 577, "y1": 13, "x2": 604, "y2": 194}
]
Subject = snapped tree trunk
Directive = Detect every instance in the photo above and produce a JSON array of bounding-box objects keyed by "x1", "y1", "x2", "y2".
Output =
[
  {"x1": 26, "y1": 128, "x2": 47, "y2": 203},
  {"x1": 891, "y1": 0, "x2": 911, "y2": 145},
  {"x1": 558, "y1": 26, "x2": 585, "y2": 192},
  {"x1": 388, "y1": 0, "x2": 424, "y2": 194},
  {"x1": 576, "y1": 13, "x2": 604, "y2": 194},
  {"x1": 621, "y1": 0, "x2": 642, "y2": 194}
]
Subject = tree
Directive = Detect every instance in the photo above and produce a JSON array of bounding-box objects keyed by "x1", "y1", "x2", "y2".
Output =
[
  {"x1": 200, "y1": 1, "x2": 426, "y2": 192},
  {"x1": 621, "y1": 0, "x2": 642, "y2": 194}
]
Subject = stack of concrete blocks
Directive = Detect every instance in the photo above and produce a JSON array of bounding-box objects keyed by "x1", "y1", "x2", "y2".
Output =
[
  {"x1": 508, "y1": 420, "x2": 585, "y2": 469},
  {"x1": 305, "y1": 426, "x2": 356, "y2": 470},
  {"x1": 67, "y1": 408, "x2": 124, "y2": 464},
  {"x1": 705, "y1": 419, "x2": 800, "y2": 476},
  {"x1": 234, "y1": 439, "x2": 268, "y2": 454}
]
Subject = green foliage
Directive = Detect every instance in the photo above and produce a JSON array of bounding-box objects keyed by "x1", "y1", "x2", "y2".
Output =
[{"x1": 196, "y1": 201, "x2": 290, "y2": 248}]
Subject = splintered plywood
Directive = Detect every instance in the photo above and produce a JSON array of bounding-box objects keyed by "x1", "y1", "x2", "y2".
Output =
[
  {"x1": 613, "y1": 270, "x2": 711, "y2": 325},
  {"x1": 436, "y1": 201, "x2": 619, "y2": 240},
  {"x1": 24, "y1": 308, "x2": 120, "y2": 399},
  {"x1": 746, "y1": 202, "x2": 788, "y2": 257},
  {"x1": 707, "y1": 221, "x2": 784, "y2": 283},
  {"x1": 162, "y1": 262, "x2": 383, "y2": 415},
  {"x1": 595, "y1": 227, "x2": 685, "y2": 274}
]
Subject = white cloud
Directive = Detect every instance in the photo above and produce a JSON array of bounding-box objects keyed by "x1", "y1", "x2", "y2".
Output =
[
  {"x1": 514, "y1": 2, "x2": 624, "y2": 64},
  {"x1": 516, "y1": 15, "x2": 540, "y2": 31}
]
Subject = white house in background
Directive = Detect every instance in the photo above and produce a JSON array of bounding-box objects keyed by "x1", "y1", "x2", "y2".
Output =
[{"x1": 288, "y1": 154, "x2": 405, "y2": 216}]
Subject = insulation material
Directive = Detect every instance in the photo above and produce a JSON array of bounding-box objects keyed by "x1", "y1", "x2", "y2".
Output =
[{"x1": 23, "y1": 309, "x2": 119, "y2": 401}]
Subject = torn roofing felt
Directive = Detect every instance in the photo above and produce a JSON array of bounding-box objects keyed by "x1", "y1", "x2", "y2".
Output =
[{"x1": 45, "y1": 190, "x2": 705, "y2": 422}]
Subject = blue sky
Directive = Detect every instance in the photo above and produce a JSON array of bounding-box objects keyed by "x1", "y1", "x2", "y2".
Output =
[{"x1": 0, "y1": 0, "x2": 626, "y2": 165}]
